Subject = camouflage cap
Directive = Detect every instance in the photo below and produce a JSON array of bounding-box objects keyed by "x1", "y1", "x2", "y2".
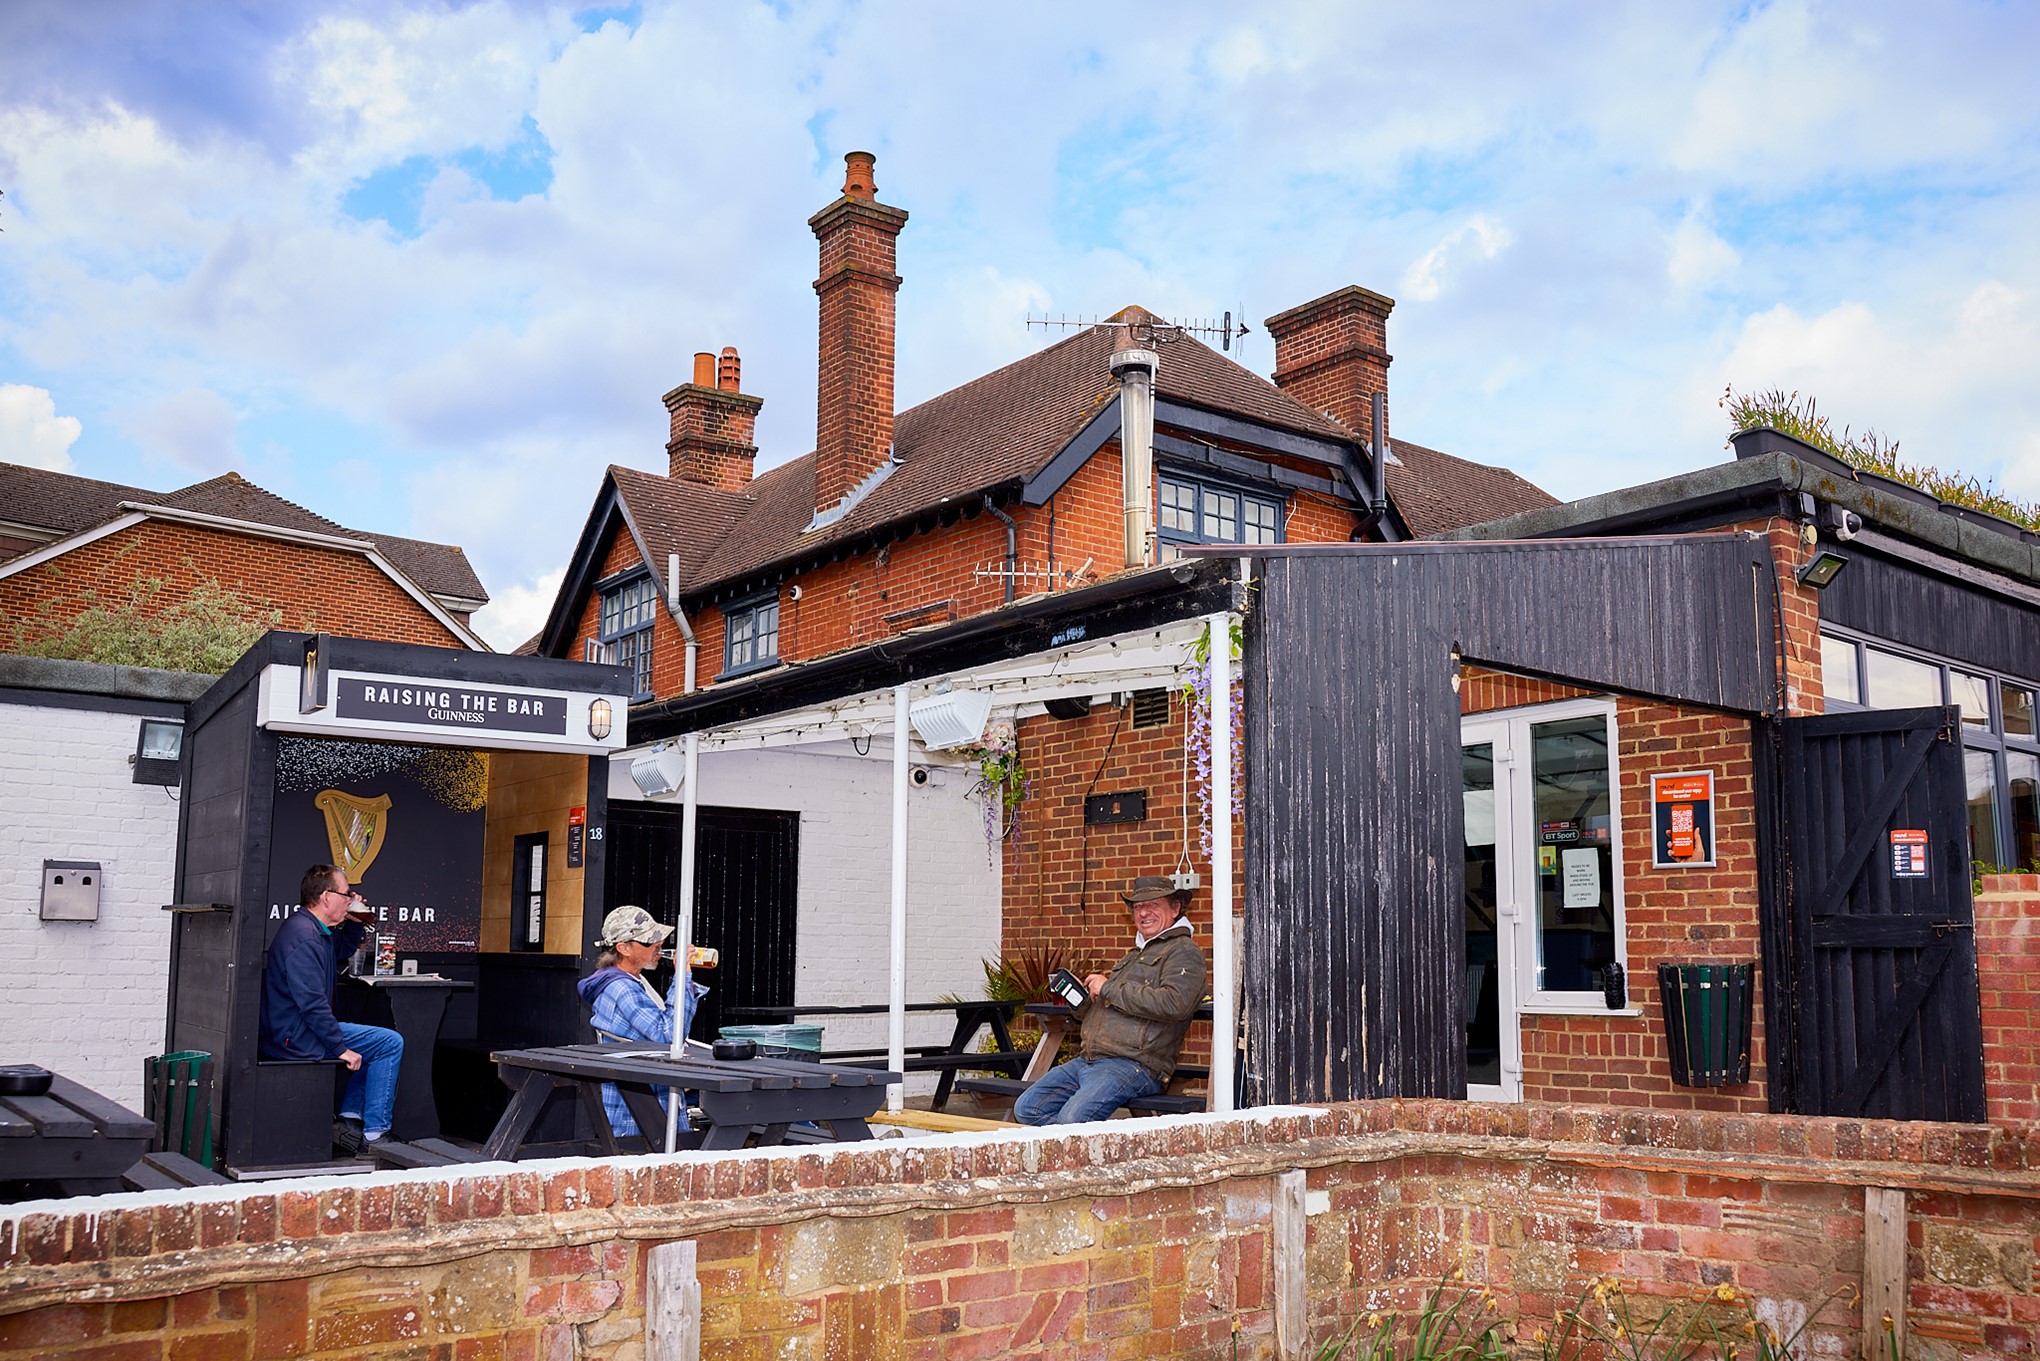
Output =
[{"x1": 597, "y1": 904, "x2": 674, "y2": 948}]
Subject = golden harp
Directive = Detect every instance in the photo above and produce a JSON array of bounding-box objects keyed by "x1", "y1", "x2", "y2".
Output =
[{"x1": 314, "y1": 790, "x2": 393, "y2": 885}]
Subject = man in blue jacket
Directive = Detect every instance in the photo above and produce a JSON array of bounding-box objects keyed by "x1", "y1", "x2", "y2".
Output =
[{"x1": 260, "y1": 863, "x2": 404, "y2": 1154}]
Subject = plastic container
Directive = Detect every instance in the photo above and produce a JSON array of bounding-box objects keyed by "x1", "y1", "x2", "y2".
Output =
[{"x1": 718, "y1": 1023, "x2": 824, "y2": 1063}]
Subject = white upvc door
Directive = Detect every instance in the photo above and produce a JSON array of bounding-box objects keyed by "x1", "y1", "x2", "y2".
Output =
[{"x1": 1461, "y1": 716, "x2": 1525, "y2": 1102}]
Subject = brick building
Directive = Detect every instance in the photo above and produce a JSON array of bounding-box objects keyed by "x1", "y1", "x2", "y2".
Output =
[
  {"x1": 530, "y1": 153, "x2": 1550, "y2": 1060},
  {"x1": 0, "y1": 462, "x2": 490, "y2": 652}
]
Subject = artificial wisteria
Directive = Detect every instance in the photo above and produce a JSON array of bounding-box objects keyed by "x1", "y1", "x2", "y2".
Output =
[
  {"x1": 963, "y1": 717, "x2": 1029, "y2": 864},
  {"x1": 1183, "y1": 624, "x2": 1245, "y2": 859}
]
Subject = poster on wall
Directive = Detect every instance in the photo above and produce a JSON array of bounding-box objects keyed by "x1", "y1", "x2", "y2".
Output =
[
  {"x1": 1650, "y1": 770, "x2": 1717, "y2": 869},
  {"x1": 265, "y1": 736, "x2": 487, "y2": 952}
]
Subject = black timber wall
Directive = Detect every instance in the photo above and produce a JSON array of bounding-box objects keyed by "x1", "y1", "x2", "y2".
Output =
[
  {"x1": 1241, "y1": 535, "x2": 1777, "y2": 1106},
  {"x1": 1820, "y1": 549, "x2": 2040, "y2": 682}
]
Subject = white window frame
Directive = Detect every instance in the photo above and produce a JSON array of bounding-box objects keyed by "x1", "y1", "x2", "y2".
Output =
[{"x1": 1485, "y1": 696, "x2": 1631, "y2": 1016}]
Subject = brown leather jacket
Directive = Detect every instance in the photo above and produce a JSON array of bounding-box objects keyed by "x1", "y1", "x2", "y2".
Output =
[{"x1": 1078, "y1": 922, "x2": 1208, "y2": 1083}]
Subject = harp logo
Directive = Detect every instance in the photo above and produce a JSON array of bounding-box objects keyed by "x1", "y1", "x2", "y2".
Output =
[{"x1": 315, "y1": 790, "x2": 393, "y2": 884}]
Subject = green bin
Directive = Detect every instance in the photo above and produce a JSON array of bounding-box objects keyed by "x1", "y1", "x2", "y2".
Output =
[
  {"x1": 719, "y1": 1024, "x2": 825, "y2": 1062},
  {"x1": 1656, "y1": 963, "x2": 1755, "y2": 1087}
]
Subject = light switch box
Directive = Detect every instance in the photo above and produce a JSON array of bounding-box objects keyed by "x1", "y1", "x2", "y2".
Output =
[{"x1": 41, "y1": 861, "x2": 102, "y2": 921}]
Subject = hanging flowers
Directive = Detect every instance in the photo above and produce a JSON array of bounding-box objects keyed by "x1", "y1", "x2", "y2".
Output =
[
  {"x1": 1183, "y1": 622, "x2": 1244, "y2": 859},
  {"x1": 963, "y1": 717, "x2": 1029, "y2": 860}
]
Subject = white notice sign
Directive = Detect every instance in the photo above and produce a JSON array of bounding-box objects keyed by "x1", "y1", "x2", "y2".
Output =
[{"x1": 1561, "y1": 848, "x2": 1602, "y2": 909}]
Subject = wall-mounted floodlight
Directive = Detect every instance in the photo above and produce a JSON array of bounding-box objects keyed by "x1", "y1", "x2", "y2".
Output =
[
  {"x1": 1796, "y1": 549, "x2": 1849, "y2": 590},
  {"x1": 628, "y1": 743, "x2": 686, "y2": 798},
  {"x1": 909, "y1": 689, "x2": 995, "y2": 750},
  {"x1": 133, "y1": 718, "x2": 184, "y2": 785},
  {"x1": 587, "y1": 699, "x2": 613, "y2": 741}
]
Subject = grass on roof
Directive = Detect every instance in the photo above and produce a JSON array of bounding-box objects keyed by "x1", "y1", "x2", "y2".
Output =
[{"x1": 1722, "y1": 386, "x2": 2039, "y2": 534}]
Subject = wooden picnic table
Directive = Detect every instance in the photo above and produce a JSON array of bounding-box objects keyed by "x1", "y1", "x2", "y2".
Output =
[
  {"x1": 485, "y1": 1043, "x2": 900, "y2": 1157},
  {"x1": 0, "y1": 1073, "x2": 154, "y2": 1196},
  {"x1": 723, "y1": 1001, "x2": 1026, "y2": 1110}
]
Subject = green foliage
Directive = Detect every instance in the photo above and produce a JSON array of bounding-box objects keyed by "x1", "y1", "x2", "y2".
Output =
[
  {"x1": 979, "y1": 945, "x2": 1081, "y2": 1004},
  {"x1": 1722, "y1": 386, "x2": 2040, "y2": 532},
  {"x1": 1313, "y1": 1274, "x2": 1506, "y2": 1360},
  {"x1": 9, "y1": 573, "x2": 284, "y2": 674}
]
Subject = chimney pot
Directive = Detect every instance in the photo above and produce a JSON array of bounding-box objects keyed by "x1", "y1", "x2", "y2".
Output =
[
  {"x1": 692, "y1": 351, "x2": 716, "y2": 388},
  {"x1": 665, "y1": 353, "x2": 763, "y2": 492},
  {"x1": 717, "y1": 347, "x2": 741, "y2": 392},
  {"x1": 842, "y1": 151, "x2": 876, "y2": 201}
]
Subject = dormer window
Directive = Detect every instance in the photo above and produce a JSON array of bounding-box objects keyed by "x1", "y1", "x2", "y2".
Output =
[
  {"x1": 599, "y1": 573, "x2": 657, "y2": 700},
  {"x1": 722, "y1": 592, "x2": 781, "y2": 678},
  {"x1": 1158, "y1": 471, "x2": 1284, "y2": 549}
]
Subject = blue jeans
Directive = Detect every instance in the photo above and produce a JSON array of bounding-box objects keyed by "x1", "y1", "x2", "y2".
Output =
[
  {"x1": 335, "y1": 1023, "x2": 404, "y2": 1137},
  {"x1": 1014, "y1": 1056, "x2": 1160, "y2": 1125}
]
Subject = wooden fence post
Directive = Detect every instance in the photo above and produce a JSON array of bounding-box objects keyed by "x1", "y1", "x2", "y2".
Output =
[
  {"x1": 1862, "y1": 1186, "x2": 1905, "y2": 1361},
  {"x1": 1274, "y1": 1168, "x2": 1306, "y2": 1359},
  {"x1": 647, "y1": 1239, "x2": 700, "y2": 1361}
]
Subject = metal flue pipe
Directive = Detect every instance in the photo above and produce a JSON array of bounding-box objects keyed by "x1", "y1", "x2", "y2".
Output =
[{"x1": 1112, "y1": 346, "x2": 1159, "y2": 568}]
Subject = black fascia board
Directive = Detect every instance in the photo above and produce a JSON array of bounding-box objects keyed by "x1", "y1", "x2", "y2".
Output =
[
  {"x1": 1020, "y1": 399, "x2": 1121, "y2": 507},
  {"x1": 188, "y1": 630, "x2": 634, "y2": 732},
  {"x1": 1152, "y1": 432, "x2": 1345, "y2": 500},
  {"x1": 1154, "y1": 398, "x2": 1353, "y2": 469},
  {"x1": 537, "y1": 477, "x2": 629, "y2": 658},
  {"x1": 630, "y1": 557, "x2": 1240, "y2": 741}
]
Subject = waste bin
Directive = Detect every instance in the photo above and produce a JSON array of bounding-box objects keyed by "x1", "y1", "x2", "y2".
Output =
[
  {"x1": 718, "y1": 1024, "x2": 825, "y2": 1062},
  {"x1": 1656, "y1": 962, "x2": 1755, "y2": 1087}
]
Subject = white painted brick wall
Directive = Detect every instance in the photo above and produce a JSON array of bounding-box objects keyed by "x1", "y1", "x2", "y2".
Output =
[
  {"x1": 0, "y1": 700, "x2": 181, "y2": 1110},
  {"x1": 611, "y1": 747, "x2": 1001, "y2": 1095}
]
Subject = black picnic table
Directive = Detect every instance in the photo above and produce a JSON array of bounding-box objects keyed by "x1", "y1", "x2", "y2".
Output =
[
  {"x1": 723, "y1": 1001, "x2": 1026, "y2": 1110},
  {"x1": 484, "y1": 1042, "x2": 900, "y2": 1158},
  {"x1": 0, "y1": 1073, "x2": 154, "y2": 1197}
]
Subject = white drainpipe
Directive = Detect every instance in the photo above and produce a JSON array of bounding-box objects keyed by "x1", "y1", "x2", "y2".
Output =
[
  {"x1": 1112, "y1": 346, "x2": 1159, "y2": 569},
  {"x1": 667, "y1": 553, "x2": 698, "y2": 693}
]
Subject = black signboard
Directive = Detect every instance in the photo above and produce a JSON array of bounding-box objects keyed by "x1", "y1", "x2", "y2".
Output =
[{"x1": 335, "y1": 676, "x2": 568, "y2": 736}]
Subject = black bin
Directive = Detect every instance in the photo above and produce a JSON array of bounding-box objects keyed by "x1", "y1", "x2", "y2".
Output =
[{"x1": 1656, "y1": 962, "x2": 1755, "y2": 1087}]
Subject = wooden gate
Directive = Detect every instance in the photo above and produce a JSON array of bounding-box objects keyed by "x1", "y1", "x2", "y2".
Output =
[
  {"x1": 604, "y1": 805, "x2": 799, "y2": 1043},
  {"x1": 1777, "y1": 706, "x2": 1985, "y2": 1121}
]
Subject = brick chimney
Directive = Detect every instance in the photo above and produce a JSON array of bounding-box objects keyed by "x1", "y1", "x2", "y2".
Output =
[
  {"x1": 1263, "y1": 286, "x2": 1394, "y2": 435},
  {"x1": 809, "y1": 151, "x2": 909, "y2": 516},
  {"x1": 663, "y1": 346, "x2": 763, "y2": 491}
]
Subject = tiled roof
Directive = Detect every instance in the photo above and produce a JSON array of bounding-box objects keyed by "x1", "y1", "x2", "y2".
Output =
[
  {"x1": 617, "y1": 313, "x2": 1374, "y2": 598},
  {"x1": 1388, "y1": 439, "x2": 1560, "y2": 538},
  {"x1": 0, "y1": 463, "x2": 487, "y2": 603}
]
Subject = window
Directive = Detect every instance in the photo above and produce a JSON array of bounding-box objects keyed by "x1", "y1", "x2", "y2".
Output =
[
  {"x1": 599, "y1": 574, "x2": 657, "y2": 700},
  {"x1": 1157, "y1": 471, "x2": 1283, "y2": 549},
  {"x1": 722, "y1": 593, "x2": 780, "y2": 677},
  {"x1": 1821, "y1": 629, "x2": 2040, "y2": 869}
]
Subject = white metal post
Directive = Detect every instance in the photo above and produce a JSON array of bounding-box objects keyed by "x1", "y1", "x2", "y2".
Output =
[
  {"x1": 888, "y1": 685, "x2": 910, "y2": 1112},
  {"x1": 1208, "y1": 611, "x2": 1237, "y2": 1113},
  {"x1": 664, "y1": 731, "x2": 700, "y2": 1152}
]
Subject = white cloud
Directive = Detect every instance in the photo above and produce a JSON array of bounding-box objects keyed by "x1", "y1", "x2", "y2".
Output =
[
  {"x1": 1402, "y1": 216, "x2": 1513, "y2": 303},
  {"x1": 1667, "y1": 212, "x2": 1740, "y2": 292},
  {"x1": 469, "y1": 565, "x2": 564, "y2": 653},
  {"x1": 125, "y1": 387, "x2": 242, "y2": 475},
  {"x1": 0, "y1": 384, "x2": 83, "y2": 471}
]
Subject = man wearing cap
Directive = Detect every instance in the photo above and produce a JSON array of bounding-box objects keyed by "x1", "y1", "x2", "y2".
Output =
[
  {"x1": 576, "y1": 905, "x2": 708, "y2": 1141},
  {"x1": 1015, "y1": 876, "x2": 1208, "y2": 1125}
]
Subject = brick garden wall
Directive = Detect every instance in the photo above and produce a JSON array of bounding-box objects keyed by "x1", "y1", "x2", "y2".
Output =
[
  {"x1": 1976, "y1": 873, "x2": 2040, "y2": 1126},
  {"x1": 4, "y1": 1102, "x2": 2036, "y2": 1360}
]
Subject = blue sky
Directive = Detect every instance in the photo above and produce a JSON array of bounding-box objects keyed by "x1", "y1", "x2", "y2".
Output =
[{"x1": 1, "y1": 1, "x2": 2035, "y2": 647}]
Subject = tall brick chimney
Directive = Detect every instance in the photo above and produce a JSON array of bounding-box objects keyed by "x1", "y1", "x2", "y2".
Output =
[
  {"x1": 809, "y1": 151, "x2": 909, "y2": 517},
  {"x1": 1263, "y1": 286, "x2": 1394, "y2": 436},
  {"x1": 663, "y1": 345, "x2": 763, "y2": 491}
]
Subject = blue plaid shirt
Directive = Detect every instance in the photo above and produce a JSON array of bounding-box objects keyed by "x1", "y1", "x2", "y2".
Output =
[{"x1": 576, "y1": 967, "x2": 706, "y2": 1139}]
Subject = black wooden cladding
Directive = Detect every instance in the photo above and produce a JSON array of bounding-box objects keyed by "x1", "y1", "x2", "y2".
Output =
[
  {"x1": 1775, "y1": 707, "x2": 1985, "y2": 1121},
  {"x1": 1821, "y1": 550, "x2": 2040, "y2": 683},
  {"x1": 1242, "y1": 536, "x2": 1778, "y2": 1106}
]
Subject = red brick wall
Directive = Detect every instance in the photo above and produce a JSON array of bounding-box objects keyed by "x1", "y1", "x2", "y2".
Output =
[
  {"x1": 4, "y1": 1103, "x2": 2035, "y2": 1360},
  {"x1": 1977, "y1": 873, "x2": 2040, "y2": 1125},
  {"x1": 0, "y1": 519, "x2": 468, "y2": 650},
  {"x1": 1461, "y1": 669, "x2": 1769, "y2": 1112}
]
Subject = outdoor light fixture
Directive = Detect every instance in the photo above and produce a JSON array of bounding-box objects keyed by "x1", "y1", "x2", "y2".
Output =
[
  {"x1": 1796, "y1": 549, "x2": 1849, "y2": 590},
  {"x1": 628, "y1": 743, "x2": 686, "y2": 798},
  {"x1": 132, "y1": 718, "x2": 184, "y2": 786},
  {"x1": 587, "y1": 699, "x2": 613, "y2": 741},
  {"x1": 908, "y1": 688, "x2": 994, "y2": 749}
]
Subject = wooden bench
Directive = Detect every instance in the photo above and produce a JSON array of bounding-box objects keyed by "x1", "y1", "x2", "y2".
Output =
[
  {"x1": 369, "y1": 1137, "x2": 490, "y2": 1169},
  {"x1": 868, "y1": 1109, "x2": 1014, "y2": 1135},
  {"x1": 123, "y1": 1149, "x2": 230, "y2": 1190},
  {"x1": 955, "y1": 1065, "x2": 1211, "y2": 1118}
]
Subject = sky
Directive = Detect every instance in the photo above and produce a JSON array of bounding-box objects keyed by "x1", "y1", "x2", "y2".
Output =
[{"x1": 1, "y1": 1, "x2": 2035, "y2": 649}]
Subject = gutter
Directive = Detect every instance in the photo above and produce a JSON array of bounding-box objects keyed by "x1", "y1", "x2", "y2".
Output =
[{"x1": 982, "y1": 495, "x2": 1018, "y2": 604}]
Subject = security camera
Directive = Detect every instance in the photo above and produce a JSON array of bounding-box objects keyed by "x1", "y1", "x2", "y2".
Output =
[
  {"x1": 910, "y1": 766, "x2": 932, "y2": 787},
  {"x1": 1824, "y1": 505, "x2": 1862, "y2": 542}
]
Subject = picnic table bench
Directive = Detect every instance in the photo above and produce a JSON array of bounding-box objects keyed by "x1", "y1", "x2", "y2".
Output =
[
  {"x1": 723, "y1": 1001, "x2": 1027, "y2": 1110},
  {"x1": 485, "y1": 1042, "x2": 900, "y2": 1157},
  {"x1": 0, "y1": 1073, "x2": 154, "y2": 1197},
  {"x1": 953, "y1": 1000, "x2": 1218, "y2": 1118}
]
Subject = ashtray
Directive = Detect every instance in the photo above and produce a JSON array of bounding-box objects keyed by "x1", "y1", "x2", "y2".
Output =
[
  {"x1": 712, "y1": 1038, "x2": 758, "y2": 1061},
  {"x1": 0, "y1": 1065, "x2": 53, "y2": 1097}
]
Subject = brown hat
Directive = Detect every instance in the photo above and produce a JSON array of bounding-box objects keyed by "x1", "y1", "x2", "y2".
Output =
[{"x1": 1121, "y1": 875, "x2": 1181, "y2": 905}]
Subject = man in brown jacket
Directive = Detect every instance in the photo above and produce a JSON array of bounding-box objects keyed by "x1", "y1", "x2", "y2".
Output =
[{"x1": 1015, "y1": 876, "x2": 1208, "y2": 1125}]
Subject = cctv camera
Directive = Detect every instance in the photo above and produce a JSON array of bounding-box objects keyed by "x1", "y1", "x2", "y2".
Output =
[
  {"x1": 1830, "y1": 508, "x2": 1862, "y2": 543},
  {"x1": 910, "y1": 766, "x2": 932, "y2": 787}
]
